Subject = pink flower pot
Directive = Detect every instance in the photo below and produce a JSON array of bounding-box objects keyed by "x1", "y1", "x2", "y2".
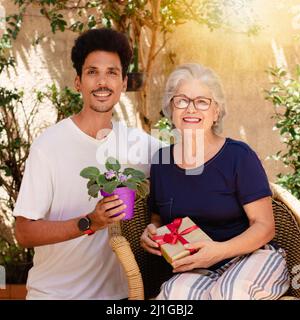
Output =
[{"x1": 100, "y1": 187, "x2": 136, "y2": 220}]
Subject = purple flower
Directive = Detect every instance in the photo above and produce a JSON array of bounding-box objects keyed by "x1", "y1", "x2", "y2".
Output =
[
  {"x1": 105, "y1": 170, "x2": 116, "y2": 180},
  {"x1": 118, "y1": 173, "x2": 128, "y2": 183}
]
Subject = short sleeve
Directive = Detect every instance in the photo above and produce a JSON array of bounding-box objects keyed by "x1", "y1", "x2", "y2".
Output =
[
  {"x1": 235, "y1": 148, "x2": 272, "y2": 205},
  {"x1": 13, "y1": 146, "x2": 53, "y2": 220}
]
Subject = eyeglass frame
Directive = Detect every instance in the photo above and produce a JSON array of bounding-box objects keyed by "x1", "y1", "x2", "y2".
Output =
[{"x1": 170, "y1": 94, "x2": 214, "y2": 111}]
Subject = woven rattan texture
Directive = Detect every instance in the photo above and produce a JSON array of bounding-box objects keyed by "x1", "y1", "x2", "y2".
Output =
[
  {"x1": 120, "y1": 197, "x2": 172, "y2": 299},
  {"x1": 272, "y1": 199, "x2": 300, "y2": 298}
]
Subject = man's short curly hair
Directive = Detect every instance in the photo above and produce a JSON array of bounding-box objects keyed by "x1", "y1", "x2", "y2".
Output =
[{"x1": 71, "y1": 28, "x2": 132, "y2": 79}]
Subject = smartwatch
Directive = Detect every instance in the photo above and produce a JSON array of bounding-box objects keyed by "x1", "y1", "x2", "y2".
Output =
[{"x1": 78, "y1": 215, "x2": 95, "y2": 235}]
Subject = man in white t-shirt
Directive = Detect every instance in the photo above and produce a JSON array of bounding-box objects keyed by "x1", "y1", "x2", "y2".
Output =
[{"x1": 13, "y1": 28, "x2": 161, "y2": 299}]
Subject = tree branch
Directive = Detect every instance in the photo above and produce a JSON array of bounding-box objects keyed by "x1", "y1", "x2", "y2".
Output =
[{"x1": 152, "y1": 31, "x2": 168, "y2": 61}]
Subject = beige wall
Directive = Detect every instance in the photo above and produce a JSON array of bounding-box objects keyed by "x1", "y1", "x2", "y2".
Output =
[{"x1": 1, "y1": 0, "x2": 299, "y2": 182}]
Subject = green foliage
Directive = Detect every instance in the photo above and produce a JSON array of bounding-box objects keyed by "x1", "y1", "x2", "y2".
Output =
[
  {"x1": 0, "y1": 85, "x2": 82, "y2": 216},
  {"x1": 80, "y1": 157, "x2": 147, "y2": 196},
  {"x1": 0, "y1": 87, "x2": 33, "y2": 210},
  {"x1": 0, "y1": 239, "x2": 33, "y2": 284},
  {"x1": 49, "y1": 12, "x2": 68, "y2": 33},
  {"x1": 265, "y1": 66, "x2": 300, "y2": 199},
  {"x1": 154, "y1": 116, "x2": 172, "y2": 131},
  {"x1": 5, "y1": 13, "x2": 23, "y2": 39},
  {"x1": 17, "y1": 0, "x2": 237, "y2": 74},
  {"x1": 36, "y1": 84, "x2": 83, "y2": 122},
  {"x1": 0, "y1": 11, "x2": 24, "y2": 72},
  {"x1": 154, "y1": 116, "x2": 173, "y2": 144},
  {"x1": 0, "y1": 83, "x2": 80, "y2": 282},
  {"x1": 0, "y1": 7, "x2": 82, "y2": 278},
  {"x1": 0, "y1": 6, "x2": 35, "y2": 281},
  {"x1": 0, "y1": 10, "x2": 35, "y2": 214}
]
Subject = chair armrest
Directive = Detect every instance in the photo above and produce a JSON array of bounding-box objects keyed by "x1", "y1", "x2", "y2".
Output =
[
  {"x1": 109, "y1": 233, "x2": 144, "y2": 300},
  {"x1": 108, "y1": 221, "x2": 122, "y2": 237},
  {"x1": 271, "y1": 183, "x2": 300, "y2": 226}
]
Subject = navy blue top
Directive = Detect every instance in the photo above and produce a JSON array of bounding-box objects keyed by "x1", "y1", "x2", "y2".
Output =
[{"x1": 149, "y1": 138, "x2": 273, "y2": 269}]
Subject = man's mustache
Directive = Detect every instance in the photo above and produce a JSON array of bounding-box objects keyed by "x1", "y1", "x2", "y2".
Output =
[{"x1": 91, "y1": 87, "x2": 113, "y2": 94}]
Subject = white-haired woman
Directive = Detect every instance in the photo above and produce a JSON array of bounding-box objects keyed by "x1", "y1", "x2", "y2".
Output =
[{"x1": 140, "y1": 63, "x2": 290, "y2": 300}]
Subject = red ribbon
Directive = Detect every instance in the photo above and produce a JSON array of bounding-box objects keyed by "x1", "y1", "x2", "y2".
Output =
[{"x1": 152, "y1": 218, "x2": 199, "y2": 254}]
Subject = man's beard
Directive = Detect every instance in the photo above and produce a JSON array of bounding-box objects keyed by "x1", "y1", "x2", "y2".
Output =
[{"x1": 90, "y1": 104, "x2": 114, "y2": 113}]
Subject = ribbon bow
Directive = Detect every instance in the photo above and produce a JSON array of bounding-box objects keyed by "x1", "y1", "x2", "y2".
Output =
[{"x1": 153, "y1": 218, "x2": 199, "y2": 253}]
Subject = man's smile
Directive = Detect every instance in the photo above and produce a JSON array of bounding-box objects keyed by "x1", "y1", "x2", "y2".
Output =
[{"x1": 92, "y1": 88, "x2": 113, "y2": 100}]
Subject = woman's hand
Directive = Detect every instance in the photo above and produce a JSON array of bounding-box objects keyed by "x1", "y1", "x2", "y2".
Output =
[
  {"x1": 140, "y1": 223, "x2": 162, "y2": 256},
  {"x1": 172, "y1": 240, "x2": 225, "y2": 272}
]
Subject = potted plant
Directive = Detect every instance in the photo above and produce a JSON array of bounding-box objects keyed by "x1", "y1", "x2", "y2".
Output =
[
  {"x1": 126, "y1": 44, "x2": 144, "y2": 92},
  {"x1": 80, "y1": 157, "x2": 147, "y2": 220},
  {"x1": 127, "y1": 71, "x2": 144, "y2": 92},
  {"x1": 0, "y1": 240, "x2": 32, "y2": 300}
]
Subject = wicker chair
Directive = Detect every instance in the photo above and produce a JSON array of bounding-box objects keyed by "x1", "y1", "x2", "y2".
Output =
[{"x1": 108, "y1": 183, "x2": 300, "y2": 300}]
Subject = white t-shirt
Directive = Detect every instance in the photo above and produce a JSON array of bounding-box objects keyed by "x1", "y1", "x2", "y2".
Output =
[{"x1": 13, "y1": 118, "x2": 162, "y2": 300}]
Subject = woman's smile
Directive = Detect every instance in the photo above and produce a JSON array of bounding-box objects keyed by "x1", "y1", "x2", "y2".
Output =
[{"x1": 182, "y1": 116, "x2": 202, "y2": 123}]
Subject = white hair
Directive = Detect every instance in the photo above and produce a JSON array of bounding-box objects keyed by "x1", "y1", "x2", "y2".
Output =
[{"x1": 162, "y1": 63, "x2": 227, "y2": 134}]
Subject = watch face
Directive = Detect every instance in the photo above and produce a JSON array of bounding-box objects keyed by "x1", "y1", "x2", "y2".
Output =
[{"x1": 78, "y1": 217, "x2": 90, "y2": 232}]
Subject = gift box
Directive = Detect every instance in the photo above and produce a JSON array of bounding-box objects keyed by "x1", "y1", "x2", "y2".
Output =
[{"x1": 152, "y1": 217, "x2": 212, "y2": 264}]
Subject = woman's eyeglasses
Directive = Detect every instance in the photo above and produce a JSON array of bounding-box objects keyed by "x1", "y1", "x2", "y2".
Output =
[{"x1": 171, "y1": 94, "x2": 213, "y2": 111}]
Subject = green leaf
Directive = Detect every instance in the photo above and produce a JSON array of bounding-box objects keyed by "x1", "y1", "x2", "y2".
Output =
[
  {"x1": 131, "y1": 170, "x2": 145, "y2": 180},
  {"x1": 273, "y1": 96, "x2": 283, "y2": 105},
  {"x1": 87, "y1": 180, "x2": 95, "y2": 188},
  {"x1": 1, "y1": 166, "x2": 12, "y2": 177},
  {"x1": 88, "y1": 15, "x2": 96, "y2": 29},
  {"x1": 126, "y1": 177, "x2": 139, "y2": 183},
  {"x1": 279, "y1": 69, "x2": 287, "y2": 77},
  {"x1": 80, "y1": 167, "x2": 100, "y2": 179},
  {"x1": 123, "y1": 168, "x2": 145, "y2": 180},
  {"x1": 105, "y1": 157, "x2": 121, "y2": 172},
  {"x1": 88, "y1": 184, "x2": 100, "y2": 198},
  {"x1": 123, "y1": 168, "x2": 135, "y2": 175},
  {"x1": 103, "y1": 180, "x2": 120, "y2": 194},
  {"x1": 58, "y1": 20, "x2": 67, "y2": 32},
  {"x1": 97, "y1": 174, "x2": 107, "y2": 186},
  {"x1": 123, "y1": 180, "x2": 137, "y2": 190}
]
